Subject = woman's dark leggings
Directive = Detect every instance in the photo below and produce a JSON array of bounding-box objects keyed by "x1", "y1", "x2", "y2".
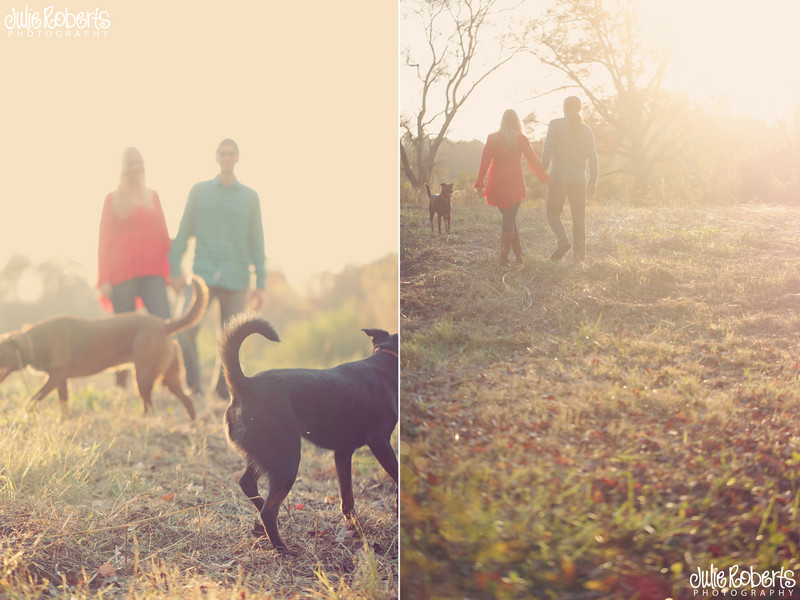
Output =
[
  {"x1": 498, "y1": 201, "x2": 521, "y2": 232},
  {"x1": 109, "y1": 275, "x2": 171, "y2": 387},
  {"x1": 110, "y1": 275, "x2": 171, "y2": 319}
]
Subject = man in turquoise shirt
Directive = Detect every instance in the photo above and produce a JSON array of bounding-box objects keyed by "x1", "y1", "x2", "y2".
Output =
[{"x1": 169, "y1": 138, "x2": 266, "y2": 399}]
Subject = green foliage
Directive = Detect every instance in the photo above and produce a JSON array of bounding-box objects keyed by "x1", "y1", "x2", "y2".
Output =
[
  {"x1": 401, "y1": 201, "x2": 800, "y2": 598},
  {"x1": 239, "y1": 255, "x2": 398, "y2": 371},
  {"x1": 0, "y1": 255, "x2": 102, "y2": 332}
]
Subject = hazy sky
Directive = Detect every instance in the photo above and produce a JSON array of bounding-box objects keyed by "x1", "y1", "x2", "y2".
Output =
[
  {"x1": 1, "y1": 1, "x2": 397, "y2": 289},
  {"x1": 400, "y1": 0, "x2": 800, "y2": 142},
  {"x1": 6, "y1": 0, "x2": 799, "y2": 295}
]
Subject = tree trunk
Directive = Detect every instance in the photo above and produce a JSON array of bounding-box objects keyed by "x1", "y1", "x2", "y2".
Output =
[{"x1": 400, "y1": 142, "x2": 418, "y2": 190}]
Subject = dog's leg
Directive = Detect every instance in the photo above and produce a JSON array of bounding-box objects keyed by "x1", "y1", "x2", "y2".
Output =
[
  {"x1": 28, "y1": 373, "x2": 65, "y2": 405},
  {"x1": 241, "y1": 441, "x2": 300, "y2": 551},
  {"x1": 135, "y1": 371, "x2": 156, "y2": 414},
  {"x1": 368, "y1": 437, "x2": 399, "y2": 485},
  {"x1": 429, "y1": 208, "x2": 435, "y2": 233},
  {"x1": 258, "y1": 470, "x2": 298, "y2": 551},
  {"x1": 161, "y1": 354, "x2": 196, "y2": 421},
  {"x1": 162, "y1": 375, "x2": 196, "y2": 421},
  {"x1": 369, "y1": 437, "x2": 399, "y2": 513},
  {"x1": 238, "y1": 463, "x2": 287, "y2": 548},
  {"x1": 334, "y1": 449, "x2": 356, "y2": 519},
  {"x1": 57, "y1": 381, "x2": 69, "y2": 417},
  {"x1": 238, "y1": 462, "x2": 267, "y2": 521}
]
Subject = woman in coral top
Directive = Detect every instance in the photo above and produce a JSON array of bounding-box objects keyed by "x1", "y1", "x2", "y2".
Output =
[
  {"x1": 474, "y1": 109, "x2": 550, "y2": 266},
  {"x1": 97, "y1": 147, "x2": 171, "y2": 320}
]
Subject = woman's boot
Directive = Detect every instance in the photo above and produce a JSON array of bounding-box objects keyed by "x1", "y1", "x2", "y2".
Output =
[
  {"x1": 511, "y1": 228, "x2": 524, "y2": 264},
  {"x1": 500, "y1": 232, "x2": 513, "y2": 266}
]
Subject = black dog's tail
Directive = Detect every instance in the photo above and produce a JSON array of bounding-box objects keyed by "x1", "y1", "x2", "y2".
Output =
[
  {"x1": 220, "y1": 313, "x2": 280, "y2": 396},
  {"x1": 424, "y1": 183, "x2": 432, "y2": 200}
]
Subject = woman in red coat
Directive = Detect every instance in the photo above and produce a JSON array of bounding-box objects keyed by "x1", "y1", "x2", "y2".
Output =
[
  {"x1": 97, "y1": 148, "x2": 172, "y2": 385},
  {"x1": 474, "y1": 109, "x2": 550, "y2": 265},
  {"x1": 98, "y1": 147, "x2": 171, "y2": 317}
]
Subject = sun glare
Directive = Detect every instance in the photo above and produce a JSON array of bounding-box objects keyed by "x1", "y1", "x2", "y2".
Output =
[
  {"x1": 640, "y1": 0, "x2": 800, "y2": 122},
  {"x1": 403, "y1": 0, "x2": 800, "y2": 143},
  {"x1": 16, "y1": 268, "x2": 44, "y2": 304}
]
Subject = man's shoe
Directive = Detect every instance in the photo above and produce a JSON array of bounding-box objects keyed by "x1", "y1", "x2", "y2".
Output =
[{"x1": 549, "y1": 242, "x2": 571, "y2": 261}]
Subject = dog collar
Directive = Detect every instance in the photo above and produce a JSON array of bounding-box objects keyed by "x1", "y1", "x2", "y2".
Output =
[{"x1": 374, "y1": 347, "x2": 399, "y2": 359}]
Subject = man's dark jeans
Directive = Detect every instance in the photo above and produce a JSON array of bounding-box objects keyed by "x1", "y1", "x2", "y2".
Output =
[
  {"x1": 547, "y1": 179, "x2": 586, "y2": 261},
  {"x1": 178, "y1": 284, "x2": 246, "y2": 398}
]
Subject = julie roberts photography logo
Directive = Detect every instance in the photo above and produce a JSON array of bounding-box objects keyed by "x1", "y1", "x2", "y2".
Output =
[
  {"x1": 5, "y1": 5, "x2": 110, "y2": 38},
  {"x1": 691, "y1": 564, "x2": 796, "y2": 597}
]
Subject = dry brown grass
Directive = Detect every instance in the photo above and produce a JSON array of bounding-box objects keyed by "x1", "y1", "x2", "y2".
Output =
[
  {"x1": 400, "y1": 198, "x2": 800, "y2": 599},
  {"x1": 0, "y1": 367, "x2": 397, "y2": 598}
]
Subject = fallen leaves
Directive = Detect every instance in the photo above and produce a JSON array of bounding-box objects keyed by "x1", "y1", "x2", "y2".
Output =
[
  {"x1": 401, "y1": 202, "x2": 800, "y2": 598},
  {"x1": 96, "y1": 562, "x2": 116, "y2": 579}
]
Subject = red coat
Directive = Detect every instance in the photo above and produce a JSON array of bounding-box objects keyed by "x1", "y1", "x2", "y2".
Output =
[
  {"x1": 474, "y1": 132, "x2": 548, "y2": 209},
  {"x1": 97, "y1": 191, "x2": 170, "y2": 309}
]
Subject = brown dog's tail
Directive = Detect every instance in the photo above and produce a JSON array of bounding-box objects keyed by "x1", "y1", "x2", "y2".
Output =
[
  {"x1": 424, "y1": 183, "x2": 432, "y2": 200},
  {"x1": 165, "y1": 275, "x2": 210, "y2": 336},
  {"x1": 220, "y1": 313, "x2": 280, "y2": 396}
]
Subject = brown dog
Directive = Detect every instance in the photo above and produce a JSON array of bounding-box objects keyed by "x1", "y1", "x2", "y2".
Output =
[
  {"x1": 0, "y1": 275, "x2": 209, "y2": 420},
  {"x1": 426, "y1": 182, "x2": 454, "y2": 234}
]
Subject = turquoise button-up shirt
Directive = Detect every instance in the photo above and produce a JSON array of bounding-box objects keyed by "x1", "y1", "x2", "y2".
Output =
[{"x1": 169, "y1": 176, "x2": 267, "y2": 291}]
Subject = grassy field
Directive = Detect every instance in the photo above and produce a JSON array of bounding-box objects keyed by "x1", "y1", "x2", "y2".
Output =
[
  {"x1": 400, "y1": 198, "x2": 800, "y2": 599},
  {"x1": 0, "y1": 332, "x2": 398, "y2": 599}
]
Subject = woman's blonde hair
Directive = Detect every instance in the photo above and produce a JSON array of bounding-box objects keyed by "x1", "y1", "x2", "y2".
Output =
[
  {"x1": 113, "y1": 147, "x2": 150, "y2": 217},
  {"x1": 498, "y1": 109, "x2": 522, "y2": 154}
]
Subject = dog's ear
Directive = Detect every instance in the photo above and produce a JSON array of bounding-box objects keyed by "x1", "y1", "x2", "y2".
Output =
[{"x1": 362, "y1": 328, "x2": 390, "y2": 346}]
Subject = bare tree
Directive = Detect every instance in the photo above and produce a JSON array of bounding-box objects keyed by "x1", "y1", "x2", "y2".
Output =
[
  {"x1": 523, "y1": 0, "x2": 707, "y2": 202},
  {"x1": 400, "y1": 0, "x2": 519, "y2": 193}
]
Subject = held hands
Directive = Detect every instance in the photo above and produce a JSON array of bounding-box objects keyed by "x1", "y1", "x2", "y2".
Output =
[
  {"x1": 248, "y1": 288, "x2": 264, "y2": 311},
  {"x1": 166, "y1": 277, "x2": 262, "y2": 310},
  {"x1": 168, "y1": 276, "x2": 186, "y2": 294}
]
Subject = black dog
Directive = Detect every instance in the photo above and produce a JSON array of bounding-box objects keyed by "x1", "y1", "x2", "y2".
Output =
[
  {"x1": 426, "y1": 182, "x2": 454, "y2": 234},
  {"x1": 221, "y1": 314, "x2": 398, "y2": 551}
]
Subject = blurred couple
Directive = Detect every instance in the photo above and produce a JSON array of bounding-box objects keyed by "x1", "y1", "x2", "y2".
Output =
[{"x1": 96, "y1": 139, "x2": 266, "y2": 400}]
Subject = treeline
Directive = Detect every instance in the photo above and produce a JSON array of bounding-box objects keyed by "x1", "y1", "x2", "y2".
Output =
[
  {"x1": 243, "y1": 255, "x2": 398, "y2": 369},
  {"x1": 400, "y1": 137, "x2": 545, "y2": 207},
  {"x1": 0, "y1": 255, "x2": 102, "y2": 332},
  {"x1": 401, "y1": 0, "x2": 800, "y2": 207},
  {"x1": 402, "y1": 112, "x2": 800, "y2": 207},
  {"x1": 0, "y1": 254, "x2": 398, "y2": 370}
]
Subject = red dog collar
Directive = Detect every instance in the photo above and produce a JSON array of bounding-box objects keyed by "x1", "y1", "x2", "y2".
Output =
[{"x1": 374, "y1": 347, "x2": 399, "y2": 359}]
